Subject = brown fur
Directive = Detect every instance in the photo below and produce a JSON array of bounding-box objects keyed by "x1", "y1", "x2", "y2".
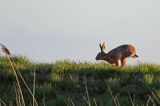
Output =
[{"x1": 95, "y1": 43, "x2": 138, "y2": 67}]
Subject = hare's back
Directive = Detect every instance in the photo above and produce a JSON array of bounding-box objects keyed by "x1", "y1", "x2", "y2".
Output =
[
  {"x1": 108, "y1": 44, "x2": 136, "y2": 57},
  {"x1": 118, "y1": 44, "x2": 136, "y2": 57}
]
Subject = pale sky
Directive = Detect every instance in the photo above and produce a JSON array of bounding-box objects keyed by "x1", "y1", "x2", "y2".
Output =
[{"x1": 0, "y1": 0, "x2": 160, "y2": 64}]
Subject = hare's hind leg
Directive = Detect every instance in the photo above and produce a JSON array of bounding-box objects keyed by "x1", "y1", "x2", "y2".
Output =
[
  {"x1": 121, "y1": 58, "x2": 126, "y2": 67},
  {"x1": 116, "y1": 60, "x2": 121, "y2": 67}
]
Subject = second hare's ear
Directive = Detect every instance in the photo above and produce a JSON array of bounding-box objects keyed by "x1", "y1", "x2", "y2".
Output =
[{"x1": 102, "y1": 42, "x2": 106, "y2": 50}]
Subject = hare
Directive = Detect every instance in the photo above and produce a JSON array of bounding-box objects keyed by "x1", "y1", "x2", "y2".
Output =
[{"x1": 95, "y1": 43, "x2": 138, "y2": 67}]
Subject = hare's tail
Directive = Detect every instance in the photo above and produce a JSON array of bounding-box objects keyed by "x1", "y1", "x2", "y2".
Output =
[{"x1": 133, "y1": 54, "x2": 139, "y2": 58}]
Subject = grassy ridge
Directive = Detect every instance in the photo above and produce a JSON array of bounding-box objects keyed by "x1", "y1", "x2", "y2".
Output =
[{"x1": 0, "y1": 56, "x2": 160, "y2": 106}]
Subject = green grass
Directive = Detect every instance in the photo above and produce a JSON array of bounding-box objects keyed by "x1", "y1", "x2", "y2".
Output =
[{"x1": 0, "y1": 56, "x2": 160, "y2": 106}]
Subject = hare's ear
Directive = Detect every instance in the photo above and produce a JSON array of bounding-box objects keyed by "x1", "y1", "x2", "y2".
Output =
[
  {"x1": 101, "y1": 42, "x2": 106, "y2": 52},
  {"x1": 99, "y1": 43, "x2": 103, "y2": 51},
  {"x1": 102, "y1": 42, "x2": 106, "y2": 50}
]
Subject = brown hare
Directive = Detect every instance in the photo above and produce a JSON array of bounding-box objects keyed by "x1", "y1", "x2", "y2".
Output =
[{"x1": 95, "y1": 43, "x2": 138, "y2": 67}]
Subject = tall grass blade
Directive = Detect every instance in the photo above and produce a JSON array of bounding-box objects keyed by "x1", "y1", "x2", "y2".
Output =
[
  {"x1": 66, "y1": 98, "x2": 75, "y2": 106},
  {"x1": 147, "y1": 95, "x2": 156, "y2": 106},
  {"x1": 10, "y1": 57, "x2": 38, "y2": 106},
  {"x1": 0, "y1": 44, "x2": 25, "y2": 106},
  {"x1": 33, "y1": 67, "x2": 36, "y2": 106},
  {"x1": 14, "y1": 82, "x2": 25, "y2": 106},
  {"x1": 84, "y1": 77, "x2": 91, "y2": 106},
  {"x1": 93, "y1": 98, "x2": 98, "y2": 106},
  {"x1": 107, "y1": 85, "x2": 118, "y2": 106},
  {"x1": 7, "y1": 57, "x2": 25, "y2": 106},
  {"x1": 147, "y1": 87, "x2": 160, "y2": 105},
  {"x1": 0, "y1": 98, "x2": 6, "y2": 106}
]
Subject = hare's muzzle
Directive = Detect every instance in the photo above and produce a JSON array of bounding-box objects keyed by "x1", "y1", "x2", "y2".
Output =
[{"x1": 95, "y1": 56, "x2": 99, "y2": 60}]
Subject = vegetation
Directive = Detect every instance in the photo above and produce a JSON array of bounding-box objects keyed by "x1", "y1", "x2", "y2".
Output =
[{"x1": 0, "y1": 56, "x2": 160, "y2": 106}]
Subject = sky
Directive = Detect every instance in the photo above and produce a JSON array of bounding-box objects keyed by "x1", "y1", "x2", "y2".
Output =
[{"x1": 0, "y1": 0, "x2": 160, "y2": 64}]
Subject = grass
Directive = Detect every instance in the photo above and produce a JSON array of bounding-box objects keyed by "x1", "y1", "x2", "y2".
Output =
[{"x1": 0, "y1": 56, "x2": 160, "y2": 105}]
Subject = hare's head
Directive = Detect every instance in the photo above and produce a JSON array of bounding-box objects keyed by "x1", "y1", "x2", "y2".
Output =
[{"x1": 95, "y1": 43, "x2": 107, "y2": 60}]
